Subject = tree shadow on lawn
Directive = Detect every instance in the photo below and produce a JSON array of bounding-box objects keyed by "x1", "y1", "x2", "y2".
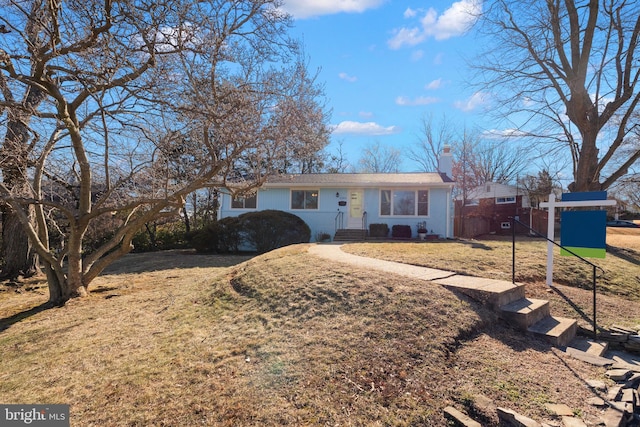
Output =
[
  {"x1": 99, "y1": 249, "x2": 254, "y2": 275},
  {"x1": 549, "y1": 285, "x2": 598, "y2": 331},
  {"x1": 0, "y1": 302, "x2": 53, "y2": 332},
  {"x1": 606, "y1": 244, "x2": 640, "y2": 267},
  {"x1": 0, "y1": 250, "x2": 254, "y2": 332}
]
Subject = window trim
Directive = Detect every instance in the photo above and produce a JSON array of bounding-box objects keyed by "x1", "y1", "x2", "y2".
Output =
[
  {"x1": 230, "y1": 193, "x2": 257, "y2": 209},
  {"x1": 379, "y1": 189, "x2": 429, "y2": 217},
  {"x1": 290, "y1": 189, "x2": 319, "y2": 210},
  {"x1": 496, "y1": 196, "x2": 516, "y2": 204}
]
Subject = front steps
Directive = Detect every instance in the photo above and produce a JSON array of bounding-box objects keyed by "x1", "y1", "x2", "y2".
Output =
[
  {"x1": 435, "y1": 276, "x2": 578, "y2": 347},
  {"x1": 333, "y1": 229, "x2": 367, "y2": 241}
]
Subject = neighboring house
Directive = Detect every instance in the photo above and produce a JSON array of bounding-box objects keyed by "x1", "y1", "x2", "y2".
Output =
[{"x1": 454, "y1": 182, "x2": 548, "y2": 238}]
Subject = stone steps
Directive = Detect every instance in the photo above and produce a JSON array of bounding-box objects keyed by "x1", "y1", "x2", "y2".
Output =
[
  {"x1": 527, "y1": 315, "x2": 578, "y2": 347},
  {"x1": 434, "y1": 276, "x2": 525, "y2": 309},
  {"x1": 499, "y1": 297, "x2": 550, "y2": 330},
  {"x1": 435, "y1": 276, "x2": 577, "y2": 347}
]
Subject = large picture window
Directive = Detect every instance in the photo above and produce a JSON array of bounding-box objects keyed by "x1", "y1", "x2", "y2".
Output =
[
  {"x1": 231, "y1": 193, "x2": 257, "y2": 209},
  {"x1": 380, "y1": 189, "x2": 429, "y2": 216},
  {"x1": 291, "y1": 190, "x2": 318, "y2": 210}
]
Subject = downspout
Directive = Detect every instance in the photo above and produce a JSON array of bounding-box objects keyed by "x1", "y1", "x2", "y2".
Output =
[{"x1": 446, "y1": 188, "x2": 452, "y2": 238}]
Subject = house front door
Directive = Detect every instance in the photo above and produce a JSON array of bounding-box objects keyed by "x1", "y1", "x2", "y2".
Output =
[{"x1": 347, "y1": 189, "x2": 364, "y2": 229}]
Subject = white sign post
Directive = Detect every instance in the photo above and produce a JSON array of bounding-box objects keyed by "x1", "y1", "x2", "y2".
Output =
[{"x1": 539, "y1": 193, "x2": 615, "y2": 287}]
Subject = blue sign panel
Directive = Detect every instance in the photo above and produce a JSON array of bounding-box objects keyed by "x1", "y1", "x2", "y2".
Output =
[
  {"x1": 561, "y1": 191, "x2": 608, "y2": 201},
  {"x1": 560, "y1": 210, "x2": 607, "y2": 258}
]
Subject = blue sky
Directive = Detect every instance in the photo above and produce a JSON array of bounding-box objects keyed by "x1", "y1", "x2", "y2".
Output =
[{"x1": 282, "y1": 0, "x2": 490, "y2": 172}]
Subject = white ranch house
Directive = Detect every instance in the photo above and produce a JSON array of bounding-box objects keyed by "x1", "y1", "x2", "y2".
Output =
[
  {"x1": 219, "y1": 172, "x2": 455, "y2": 242},
  {"x1": 219, "y1": 148, "x2": 455, "y2": 242}
]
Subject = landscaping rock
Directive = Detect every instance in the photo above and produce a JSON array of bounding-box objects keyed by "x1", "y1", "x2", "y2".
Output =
[
  {"x1": 497, "y1": 407, "x2": 542, "y2": 427},
  {"x1": 586, "y1": 396, "x2": 607, "y2": 407},
  {"x1": 607, "y1": 369, "x2": 633, "y2": 381},
  {"x1": 586, "y1": 379, "x2": 608, "y2": 391},
  {"x1": 444, "y1": 406, "x2": 482, "y2": 427},
  {"x1": 544, "y1": 403, "x2": 574, "y2": 417},
  {"x1": 560, "y1": 416, "x2": 587, "y2": 427}
]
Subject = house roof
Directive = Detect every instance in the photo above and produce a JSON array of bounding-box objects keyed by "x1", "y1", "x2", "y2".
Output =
[
  {"x1": 459, "y1": 182, "x2": 523, "y2": 200},
  {"x1": 263, "y1": 173, "x2": 454, "y2": 188}
]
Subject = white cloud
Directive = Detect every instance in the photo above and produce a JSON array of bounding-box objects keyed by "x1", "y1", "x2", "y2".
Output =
[
  {"x1": 411, "y1": 50, "x2": 425, "y2": 61},
  {"x1": 395, "y1": 95, "x2": 439, "y2": 106},
  {"x1": 338, "y1": 72, "x2": 358, "y2": 82},
  {"x1": 387, "y1": 26, "x2": 425, "y2": 50},
  {"x1": 387, "y1": 0, "x2": 481, "y2": 49},
  {"x1": 282, "y1": 0, "x2": 385, "y2": 19},
  {"x1": 331, "y1": 121, "x2": 400, "y2": 135},
  {"x1": 454, "y1": 91, "x2": 488, "y2": 112},
  {"x1": 404, "y1": 7, "x2": 417, "y2": 18},
  {"x1": 425, "y1": 78, "x2": 443, "y2": 90},
  {"x1": 482, "y1": 128, "x2": 529, "y2": 139},
  {"x1": 359, "y1": 111, "x2": 374, "y2": 118}
]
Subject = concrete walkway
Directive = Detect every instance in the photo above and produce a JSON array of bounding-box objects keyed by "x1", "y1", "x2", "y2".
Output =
[
  {"x1": 308, "y1": 243, "x2": 456, "y2": 281},
  {"x1": 308, "y1": 243, "x2": 522, "y2": 308}
]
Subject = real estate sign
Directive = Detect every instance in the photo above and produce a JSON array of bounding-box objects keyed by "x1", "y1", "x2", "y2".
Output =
[
  {"x1": 560, "y1": 191, "x2": 608, "y2": 259},
  {"x1": 540, "y1": 191, "x2": 615, "y2": 286}
]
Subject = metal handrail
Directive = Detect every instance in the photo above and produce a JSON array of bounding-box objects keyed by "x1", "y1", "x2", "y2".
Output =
[
  {"x1": 510, "y1": 217, "x2": 605, "y2": 340},
  {"x1": 335, "y1": 211, "x2": 344, "y2": 232},
  {"x1": 362, "y1": 211, "x2": 368, "y2": 232}
]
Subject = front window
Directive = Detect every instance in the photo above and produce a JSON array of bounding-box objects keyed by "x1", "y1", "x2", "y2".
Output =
[
  {"x1": 291, "y1": 189, "x2": 318, "y2": 210},
  {"x1": 496, "y1": 196, "x2": 516, "y2": 204},
  {"x1": 231, "y1": 193, "x2": 257, "y2": 209},
  {"x1": 380, "y1": 189, "x2": 429, "y2": 216}
]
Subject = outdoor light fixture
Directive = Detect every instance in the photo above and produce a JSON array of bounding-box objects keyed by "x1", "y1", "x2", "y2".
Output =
[{"x1": 336, "y1": 192, "x2": 340, "y2": 198}]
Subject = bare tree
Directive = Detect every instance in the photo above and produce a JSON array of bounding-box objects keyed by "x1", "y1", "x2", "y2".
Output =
[
  {"x1": 269, "y1": 56, "x2": 331, "y2": 174},
  {"x1": 452, "y1": 131, "x2": 528, "y2": 201},
  {"x1": 451, "y1": 130, "x2": 481, "y2": 203},
  {"x1": 407, "y1": 113, "x2": 455, "y2": 172},
  {"x1": 473, "y1": 140, "x2": 529, "y2": 184},
  {"x1": 518, "y1": 169, "x2": 555, "y2": 208},
  {"x1": 358, "y1": 141, "x2": 402, "y2": 173},
  {"x1": 475, "y1": 0, "x2": 640, "y2": 192},
  {"x1": 0, "y1": 0, "x2": 328, "y2": 304},
  {"x1": 325, "y1": 139, "x2": 352, "y2": 173}
]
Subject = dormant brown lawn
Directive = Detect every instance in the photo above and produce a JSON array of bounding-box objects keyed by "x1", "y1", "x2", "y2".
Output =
[{"x1": 1, "y1": 233, "x2": 638, "y2": 426}]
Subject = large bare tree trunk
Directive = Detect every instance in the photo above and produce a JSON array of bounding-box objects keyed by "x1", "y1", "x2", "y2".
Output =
[
  {"x1": 1, "y1": 206, "x2": 39, "y2": 279},
  {"x1": 0, "y1": 108, "x2": 43, "y2": 280}
]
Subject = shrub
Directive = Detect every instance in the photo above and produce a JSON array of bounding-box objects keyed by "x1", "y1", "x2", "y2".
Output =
[
  {"x1": 369, "y1": 223, "x2": 389, "y2": 238},
  {"x1": 217, "y1": 216, "x2": 242, "y2": 253},
  {"x1": 315, "y1": 231, "x2": 332, "y2": 242},
  {"x1": 186, "y1": 217, "x2": 241, "y2": 253},
  {"x1": 391, "y1": 224, "x2": 412, "y2": 239},
  {"x1": 238, "y1": 210, "x2": 310, "y2": 253},
  {"x1": 132, "y1": 221, "x2": 188, "y2": 253}
]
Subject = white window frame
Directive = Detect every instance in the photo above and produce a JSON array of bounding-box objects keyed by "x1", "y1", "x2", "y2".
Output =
[
  {"x1": 496, "y1": 196, "x2": 516, "y2": 204},
  {"x1": 290, "y1": 189, "x2": 319, "y2": 210},
  {"x1": 231, "y1": 193, "x2": 257, "y2": 209},
  {"x1": 380, "y1": 189, "x2": 429, "y2": 217}
]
